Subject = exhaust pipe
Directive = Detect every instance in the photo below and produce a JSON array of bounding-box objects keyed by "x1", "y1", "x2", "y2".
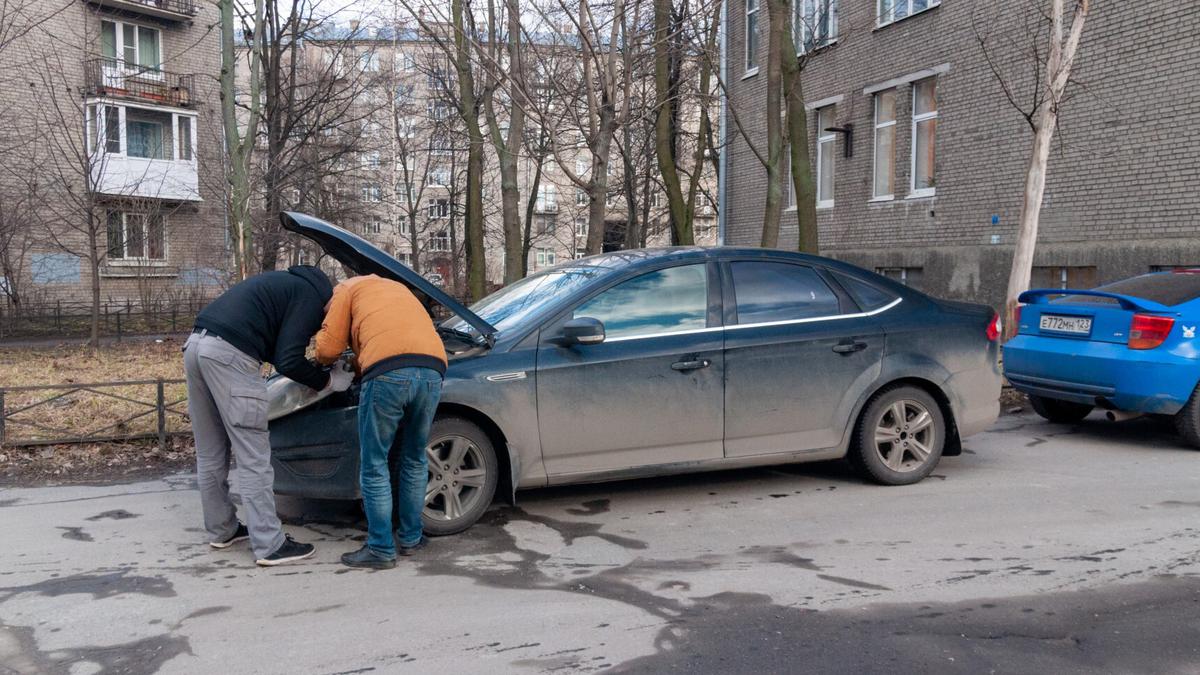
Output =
[{"x1": 1105, "y1": 410, "x2": 1142, "y2": 423}]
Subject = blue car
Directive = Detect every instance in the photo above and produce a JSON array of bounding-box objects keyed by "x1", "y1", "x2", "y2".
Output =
[{"x1": 1004, "y1": 271, "x2": 1200, "y2": 446}]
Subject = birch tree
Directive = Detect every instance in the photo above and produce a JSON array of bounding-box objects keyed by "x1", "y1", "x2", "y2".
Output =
[{"x1": 977, "y1": 0, "x2": 1090, "y2": 338}]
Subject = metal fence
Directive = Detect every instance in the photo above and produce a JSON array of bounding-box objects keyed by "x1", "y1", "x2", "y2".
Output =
[
  {"x1": 0, "y1": 300, "x2": 206, "y2": 341},
  {"x1": 0, "y1": 378, "x2": 190, "y2": 451}
]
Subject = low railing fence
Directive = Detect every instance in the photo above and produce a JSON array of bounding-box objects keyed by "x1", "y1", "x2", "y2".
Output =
[
  {"x1": 0, "y1": 378, "x2": 190, "y2": 451},
  {"x1": 0, "y1": 300, "x2": 207, "y2": 341}
]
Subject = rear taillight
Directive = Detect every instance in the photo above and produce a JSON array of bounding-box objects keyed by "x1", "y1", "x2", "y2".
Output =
[
  {"x1": 1128, "y1": 314, "x2": 1175, "y2": 350},
  {"x1": 986, "y1": 313, "x2": 1001, "y2": 342}
]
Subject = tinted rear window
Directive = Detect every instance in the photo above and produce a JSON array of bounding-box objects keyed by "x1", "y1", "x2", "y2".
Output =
[
  {"x1": 834, "y1": 272, "x2": 896, "y2": 311},
  {"x1": 1059, "y1": 273, "x2": 1200, "y2": 307},
  {"x1": 731, "y1": 262, "x2": 840, "y2": 323}
]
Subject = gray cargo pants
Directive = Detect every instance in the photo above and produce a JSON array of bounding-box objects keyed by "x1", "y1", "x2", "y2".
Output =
[{"x1": 183, "y1": 332, "x2": 285, "y2": 559}]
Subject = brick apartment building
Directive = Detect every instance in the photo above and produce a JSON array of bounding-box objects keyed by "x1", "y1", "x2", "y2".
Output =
[
  {"x1": 248, "y1": 22, "x2": 718, "y2": 291},
  {"x1": 721, "y1": 0, "x2": 1200, "y2": 307},
  {"x1": 0, "y1": 0, "x2": 226, "y2": 310}
]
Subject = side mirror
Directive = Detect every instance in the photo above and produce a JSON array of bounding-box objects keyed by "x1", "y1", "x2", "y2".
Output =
[{"x1": 557, "y1": 317, "x2": 606, "y2": 346}]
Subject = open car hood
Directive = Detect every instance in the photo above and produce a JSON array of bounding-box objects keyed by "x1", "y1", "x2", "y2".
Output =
[{"x1": 281, "y1": 211, "x2": 497, "y2": 341}]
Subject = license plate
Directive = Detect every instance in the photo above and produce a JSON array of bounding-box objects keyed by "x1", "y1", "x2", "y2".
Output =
[{"x1": 1040, "y1": 314, "x2": 1092, "y2": 335}]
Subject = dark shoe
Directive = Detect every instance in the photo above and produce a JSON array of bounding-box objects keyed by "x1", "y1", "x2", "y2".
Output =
[
  {"x1": 398, "y1": 536, "x2": 428, "y2": 557},
  {"x1": 210, "y1": 523, "x2": 249, "y2": 549},
  {"x1": 255, "y1": 535, "x2": 315, "y2": 567},
  {"x1": 340, "y1": 545, "x2": 397, "y2": 569}
]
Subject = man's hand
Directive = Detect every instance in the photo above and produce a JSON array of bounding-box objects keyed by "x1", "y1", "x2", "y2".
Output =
[{"x1": 326, "y1": 360, "x2": 354, "y2": 393}]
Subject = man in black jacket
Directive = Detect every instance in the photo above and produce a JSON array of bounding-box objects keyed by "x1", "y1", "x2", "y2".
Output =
[{"x1": 184, "y1": 265, "x2": 352, "y2": 566}]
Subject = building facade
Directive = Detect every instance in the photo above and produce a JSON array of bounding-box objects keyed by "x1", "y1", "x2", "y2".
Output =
[
  {"x1": 0, "y1": 0, "x2": 226, "y2": 310},
  {"x1": 723, "y1": 0, "x2": 1200, "y2": 307}
]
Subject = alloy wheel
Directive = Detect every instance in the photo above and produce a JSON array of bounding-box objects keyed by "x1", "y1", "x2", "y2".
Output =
[
  {"x1": 873, "y1": 399, "x2": 937, "y2": 473},
  {"x1": 424, "y1": 435, "x2": 488, "y2": 522}
]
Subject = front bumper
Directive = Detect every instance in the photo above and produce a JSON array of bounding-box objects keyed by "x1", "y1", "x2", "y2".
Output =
[{"x1": 1004, "y1": 336, "x2": 1198, "y2": 415}]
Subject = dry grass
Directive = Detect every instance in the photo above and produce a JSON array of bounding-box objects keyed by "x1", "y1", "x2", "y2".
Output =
[{"x1": 1, "y1": 338, "x2": 194, "y2": 484}]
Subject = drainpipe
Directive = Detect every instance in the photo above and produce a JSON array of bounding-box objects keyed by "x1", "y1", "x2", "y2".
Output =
[{"x1": 716, "y1": 0, "x2": 728, "y2": 247}]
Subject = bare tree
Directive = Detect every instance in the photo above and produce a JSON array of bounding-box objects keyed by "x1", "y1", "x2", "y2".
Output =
[{"x1": 976, "y1": 0, "x2": 1090, "y2": 338}]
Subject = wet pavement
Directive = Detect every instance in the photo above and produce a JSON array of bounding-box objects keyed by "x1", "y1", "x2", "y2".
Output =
[{"x1": 2, "y1": 412, "x2": 1200, "y2": 673}]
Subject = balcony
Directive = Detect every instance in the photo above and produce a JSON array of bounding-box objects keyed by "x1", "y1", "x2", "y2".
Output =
[
  {"x1": 534, "y1": 202, "x2": 558, "y2": 214},
  {"x1": 88, "y1": 105, "x2": 200, "y2": 202},
  {"x1": 93, "y1": 155, "x2": 199, "y2": 202},
  {"x1": 85, "y1": 58, "x2": 197, "y2": 108},
  {"x1": 84, "y1": 0, "x2": 198, "y2": 23}
]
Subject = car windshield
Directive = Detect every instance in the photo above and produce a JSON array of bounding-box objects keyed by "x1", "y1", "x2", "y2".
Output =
[{"x1": 441, "y1": 267, "x2": 606, "y2": 337}]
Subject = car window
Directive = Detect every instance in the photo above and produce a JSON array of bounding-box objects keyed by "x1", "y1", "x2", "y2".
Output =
[
  {"x1": 834, "y1": 271, "x2": 897, "y2": 311},
  {"x1": 574, "y1": 264, "x2": 708, "y2": 339},
  {"x1": 1057, "y1": 273, "x2": 1200, "y2": 307},
  {"x1": 441, "y1": 267, "x2": 605, "y2": 335},
  {"x1": 731, "y1": 262, "x2": 841, "y2": 324}
]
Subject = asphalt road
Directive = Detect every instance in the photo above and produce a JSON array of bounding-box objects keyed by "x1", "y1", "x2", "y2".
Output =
[{"x1": 3, "y1": 412, "x2": 1200, "y2": 674}]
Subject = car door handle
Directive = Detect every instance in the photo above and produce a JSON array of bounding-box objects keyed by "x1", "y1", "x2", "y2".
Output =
[
  {"x1": 832, "y1": 341, "x2": 868, "y2": 354},
  {"x1": 671, "y1": 359, "x2": 711, "y2": 371}
]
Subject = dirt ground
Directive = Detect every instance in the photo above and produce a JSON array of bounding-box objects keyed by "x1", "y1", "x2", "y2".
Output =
[{"x1": 0, "y1": 338, "x2": 193, "y2": 486}]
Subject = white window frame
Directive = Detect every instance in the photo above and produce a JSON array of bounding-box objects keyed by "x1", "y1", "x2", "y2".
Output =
[
  {"x1": 362, "y1": 183, "x2": 382, "y2": 202},
  {"x1": 909, "y1": 78, "x2": 938, "y2": 199},
  {"x1": 428, "y1": 166, "x2": 451, "y2": 187},
  {"x1": 428, "y1": 198, "x2": 450, "y2": 220},
  {"x1": 744, "y1": 0, "x2": 760, "y2": 77},
  {"x1": 872, "y1": 90, "x2": 896, "y2": 201},
  {"x1": 815, "y1": 106, "x2": 835, "y2": 210},
  {"x1": 429, "y1": 229, "x2": 450, "y2": 251},
  {"x1": 877, "y1": 0, "x2": 940, "y2": 28},
  {"x1": 100, "y1": 19, "x2": 162, "y2": 74},
  {"x1": 536, "y1": 247, "x2": 556, "y2": 268},
  {"x1": 794, "y1": 0, "x2": 838, "y2": 53},
  {"x1": 106, "y1": 210, "x2": 167, "y2": 263},
  {"x1": 536, "y1": 184, "x2": 557, "y2": 211}
]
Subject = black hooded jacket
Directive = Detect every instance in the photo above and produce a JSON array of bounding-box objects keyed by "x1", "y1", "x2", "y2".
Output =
[{"x1": 194, "y1": 265, "x2": 333, "y2": 390}]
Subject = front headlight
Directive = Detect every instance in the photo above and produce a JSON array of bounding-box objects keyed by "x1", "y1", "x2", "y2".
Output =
[{"x1": 266, "y1": 375, "x2": 328, "y2": 421}]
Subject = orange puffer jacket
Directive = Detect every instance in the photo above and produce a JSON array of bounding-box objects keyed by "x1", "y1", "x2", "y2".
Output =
[{"x1": 314, "y1": 274, "x2": 447, "y2": 380}]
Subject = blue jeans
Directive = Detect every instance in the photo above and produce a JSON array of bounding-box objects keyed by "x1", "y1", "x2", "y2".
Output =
[{"x1": 358, "y1": 367, "x2": 443, "y2": 557}]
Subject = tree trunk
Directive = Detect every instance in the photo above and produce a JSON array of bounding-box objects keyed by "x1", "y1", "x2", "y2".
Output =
[
  {"x1": 760, "y1": 0, "x2": 786, "y2": 248},
  {"x1": 1004, "y1": 107, "x2": 1057, "y2": 339},
  {"x1": 781, "y1": 40, "x2": 818, "y2": 253},
  {"x1": 452, "y1": 0, "x2": 486, "y2": 301},
  {"x1": 654, "y1": 0, "x2": 690, "y2": 245},
  {"x1": 87, "y1": 216, "x2": 100, "y2": 348}
]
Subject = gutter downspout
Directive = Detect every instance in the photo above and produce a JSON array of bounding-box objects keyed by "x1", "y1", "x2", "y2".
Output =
[{"x1": 717, "y1": 0, "x2": 728, "y2": 246}]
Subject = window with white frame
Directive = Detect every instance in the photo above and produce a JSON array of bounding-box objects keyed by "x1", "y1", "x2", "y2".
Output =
[
  {"x1": 794, "y1": 0, "x2": 837, "y2": 53},
  {"x1": 576, "y1": 188, "x2": 588, "y2": 206},
  {"x1": 575, "y1": 218, "x2": 589, "y2": 241},
  {"x1": 815, "y1": 106, "x2": 835, "y2": 209},
  {"x1": 430, "y1": 229, "x2": 450, "y2": 251},
  {"x1": 361, "y1": 120, "x2": 381, "y2": 137},
  {"x1": 745, "y1": 0, "x2": 760, "y2": 74},
  {"x1": 428, "y1": 198, "x2": 450, "y2": 220},
  {"x1": 575, "y1": 157, "x2": 589, "y2": 176},
  {"x1": 877, "y1": 0, "x2": 939, "y2": 27},
  {"x1": 872, "y1": 89, "x2": 897, "y2": 199},
  {"x1": 911, "y1": 78, "x2": 937, "y2": 196},
  {"x1": 106, "y1": 211, "x2": 165, "y2": 261},
  {"x1": 395, "y1": 251, "x2": 413, "y2": 266},
  {"x1": 428, "y1": 166, "x2": 451, "y2": 187},
  {"x1": 177, "y1": 116, "x2": 193, "y2": 161},
  {"x1": 100, "y1": 20, "x2": 160, "y2": 71},
  {"x1": 362, "y1": 150, "x2": 381, "y2": 168},
  {"x1": 358, "y1": 50, "x2": 380, "y2": 72},
  {"x1": 536, "y1": 215, "x2": 556, "y2": 235},
  {"x1": 649, "y1": 192, "x2": 662, "y2": 208},
  {"x1": 398, "y1": 117, "x2": 416, "y2": 138},
  {"x1": 536, "y1": 184, "x2": 557, "y2": 211},
  {"x1": 364, "y1": 219, "x2": 383, "y2": 235},
  {"x1": 430, "y1": 135, "x2": 453, "y2": 155},
  {"x1": 362, "y1": 183, "x2": 382, "y2": 202},
  {"x1": 396, "y1": 51, "x2": 416, "y2": 72},
  {"x1": 428, "y1": 102, "x2": 452, "y2": 121},
  {"x1": 536, "y1": 247, "x2": 556, "y2": 268}
]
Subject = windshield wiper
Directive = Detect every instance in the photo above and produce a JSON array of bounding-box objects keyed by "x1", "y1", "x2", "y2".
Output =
[{"x1": 437, "y1": 325, "x2": 489, "y2": 347}]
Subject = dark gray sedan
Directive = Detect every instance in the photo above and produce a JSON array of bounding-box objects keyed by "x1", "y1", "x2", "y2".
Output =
[{"x1": 269, "y1": 213, "x2": 1001, "y2": 534}]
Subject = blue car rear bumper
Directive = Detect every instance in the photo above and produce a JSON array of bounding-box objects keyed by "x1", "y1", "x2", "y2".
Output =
[{"x1": 1004, "y1": 336, "x2": 1199, "y2": 415}]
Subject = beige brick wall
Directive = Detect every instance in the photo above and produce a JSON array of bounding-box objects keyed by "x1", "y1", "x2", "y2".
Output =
[{"x1": 0, "y1": 0, "x2": 227, "y2": 310}]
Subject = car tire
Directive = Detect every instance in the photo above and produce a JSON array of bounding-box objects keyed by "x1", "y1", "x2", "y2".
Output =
[
  {"x1": 849, "y1": 386, "x2": 946, "y2": 486},
  {"x1": 421, "y1": 417, "x2": 499, "y2": 536},
  {"x1": 1028, "y1": 395, "x2": 1093, "y2": 424},
  {"x1": 1173, "y1": 386, "x2": 1200, "y2": 450}
]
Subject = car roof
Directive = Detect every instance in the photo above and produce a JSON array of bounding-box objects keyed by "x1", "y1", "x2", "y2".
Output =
[{"x1": 560, "y1": 246, "x2": 835, "y2": 272}]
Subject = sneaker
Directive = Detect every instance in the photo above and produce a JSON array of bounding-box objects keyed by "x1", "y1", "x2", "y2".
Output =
[
  {"x1": 398, "y1": 536, "x2": 428, "y2": 557},
  {"x1": 340, "y1": 545, "x2": 397, "y2": 570},
  {"x1": 255, "y1": 535, "x2": 315, "y2": 567},
  {"x1": 210, "y1": 523, "x2": 249, "y2": 549}
]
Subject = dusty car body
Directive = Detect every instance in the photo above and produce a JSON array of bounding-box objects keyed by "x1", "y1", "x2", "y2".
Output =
[{"x1": 269, "y1": 212, "x2": 1001, "y2": 534}]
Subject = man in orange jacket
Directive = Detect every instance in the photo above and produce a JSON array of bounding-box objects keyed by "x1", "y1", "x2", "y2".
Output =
[{"x1": 314, "y1": 274, "x2": 447, "y2": 569}]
